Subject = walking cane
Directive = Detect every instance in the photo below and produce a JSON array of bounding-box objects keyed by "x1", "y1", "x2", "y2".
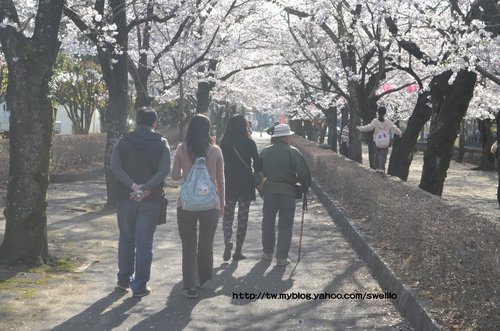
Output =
[{"x1": 297, "y1": 192, "x2": 308, "y2": 262}]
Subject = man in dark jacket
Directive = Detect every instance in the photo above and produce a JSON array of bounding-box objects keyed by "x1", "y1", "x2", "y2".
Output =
[
  {"x1": 259, "y1": 123, "x2": 311, "y2": 266},
  {"x1": 110, "y1": 108, "x2": 170, "y2": 297}
]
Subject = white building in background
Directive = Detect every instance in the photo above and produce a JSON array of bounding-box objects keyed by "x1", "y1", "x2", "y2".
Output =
[
  {"x1": 55, "y1": 105, "x2": 101, "y2": 134},
  {"x1": 0, "y1": 101, "x2": 101, "y2": 136}
]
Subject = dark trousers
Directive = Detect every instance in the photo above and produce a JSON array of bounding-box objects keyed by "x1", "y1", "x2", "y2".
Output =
[
  {"x1": 177, "y1": 208, "x2": 218, "y2": 289},
  {"x1": 223, "y1": 198, "x2": 251, "y2": 253},
  {"x1": 262, "y1": 193, "x2": 296, "y2": 259}
]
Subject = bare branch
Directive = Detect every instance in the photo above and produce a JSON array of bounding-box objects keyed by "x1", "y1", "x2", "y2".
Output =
[
  {"x1": 476, "y1": 65, "x2": 500, "y2": 86},
  {"x1": 161, "y1": 26, "x2": 221, "y2": 92}
]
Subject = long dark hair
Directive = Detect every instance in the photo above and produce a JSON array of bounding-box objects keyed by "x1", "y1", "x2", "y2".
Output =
[
  {"x1": 377, "y1": 107, "x2": 387, "y2": 122},
  {"x1": 184, "y1": 114, "x2": 214, "y2": 161},
  {"x1": 221, "y1": 115, "x2": 249, "y2": 146}
]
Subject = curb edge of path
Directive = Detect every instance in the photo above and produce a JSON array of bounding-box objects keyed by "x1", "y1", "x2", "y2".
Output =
[{"x1": 311, "y1": 180, "x2": 442, "y2": 331}]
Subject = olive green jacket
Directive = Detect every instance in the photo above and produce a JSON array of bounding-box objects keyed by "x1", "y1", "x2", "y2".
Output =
[{"x1": 259, "y1": 141, "x2": 312, "y2": 197}]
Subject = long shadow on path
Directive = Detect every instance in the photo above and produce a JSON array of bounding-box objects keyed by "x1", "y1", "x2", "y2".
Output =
[
  {"x1": 130, "y1": 260, "x2": 294, "y2": 330},
  {"x1": 53, "y1": 290, "x2": 138, "y2": 331}
]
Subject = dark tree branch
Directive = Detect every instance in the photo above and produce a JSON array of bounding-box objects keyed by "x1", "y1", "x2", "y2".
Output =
[
  {"x1": 63, "y1": 6, "x2": 99, "y2": 45},
  {"x1": 385, "y1": 16, "x2": 437, "y2": 66},
  {"x1": 126, "y1": 6, "x2": 180, "y2": 33},
  {"x1": 152, "y1": 16, "x2": 191, "y2": 67},
  {"x1": 219, "y1": 61, "x2": 304, "y2": 81},
  {"x1": 476, "y1": 65, "x2": 500, "y2": 86},
  {"x1": 161, "y1": 26, "x2": 220, "y2": 92},
  {"x1": 0, "y1": 0, "x2": 20, "y2": 25}
]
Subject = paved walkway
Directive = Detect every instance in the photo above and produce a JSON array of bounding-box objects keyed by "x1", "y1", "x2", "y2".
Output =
[
  {"x1": 1, "y1": 134, "x2": 497, "y2": 330},
  {"x1": 0, "y1": 181, "x2": 411, "y2": 329}
]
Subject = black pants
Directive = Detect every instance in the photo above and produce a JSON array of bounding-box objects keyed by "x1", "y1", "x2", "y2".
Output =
[
  {"x1": 177, "y1": 208, "x2": 218, "y2": 289},
  {"x1": 223, "y1": 198, "x2": 251, "y2": 253}
]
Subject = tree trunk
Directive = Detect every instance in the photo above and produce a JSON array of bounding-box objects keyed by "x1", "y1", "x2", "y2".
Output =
[
  {"x1": 360, "y1": 94, "x2": 378, "y2": 168},
  {"x1": 419, "y1": 70, "x2": 477, "y2": 196},
  {"x1": 495, "y1": 110, "x2": 500, "y2": 208},
  {"x1": 476, "y1": 118, "x2": 496, "y2": 171},
  {"x1": 388, "y1": 91, "x2": 432, "y2": 180},
  {"x1": 456, "y1": 120, "x2": 466, "y2": 163},
  {"x1": 326, "y1": 107, "x2": 338, "y2": 152},
  {"x1": 346, "y1": 86, "x2": 363, "y2": 162},
  {"x1": 134, "y1": 87, "x2": 153, "y2": 110},
  {"x1": 304, "y1": 120, "x2": 314, "y2": 141},
  {"x1": 319, "y1": 122, "x2": 327, "y2": 144},
  {"x1": 100, "y1": 0, "x2": 129, "y2": 207},
  {"x1": 103, "y1": 82, "x2": 128, "y2": 208},
  {"x1": 348, "y1": 84, "x2": 377, "y2": 163},
  {"x1": 0, "y1": 0, "x2": 64, "y2": 265},
  {"x1": 196, "y1": 60, "x2": 217, "y2": 114},
  {"x1": 196, "y1": 82, "x2": 211, "y2": 114}
]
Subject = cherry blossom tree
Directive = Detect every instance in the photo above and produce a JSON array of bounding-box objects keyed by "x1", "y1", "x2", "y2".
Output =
[
  {"x1": 269, "y1": 0, "x2": 420, "y2": 168},
  {"x1": 383, "y1": 0, "x2": 499, "y2": 195},
  {"x1": 63, "y1": 0, "x2": 130, "y2": 205},
  {"x1": 0, "y1": 0, "x2": 64, "y2": 264}
]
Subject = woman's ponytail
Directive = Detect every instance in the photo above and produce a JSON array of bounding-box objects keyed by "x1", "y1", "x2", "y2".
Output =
[{"x1": 377, "y1": 107, "x2": 387, "y2": 122}]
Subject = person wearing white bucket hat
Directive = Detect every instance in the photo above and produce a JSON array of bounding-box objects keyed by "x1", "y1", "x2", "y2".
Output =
[
  {"x1": 257, "y1": 123, "x2": 311, "y2": 266},
  {"x1": 271, "y1": 123, "x2": 295, "y2": 137}
]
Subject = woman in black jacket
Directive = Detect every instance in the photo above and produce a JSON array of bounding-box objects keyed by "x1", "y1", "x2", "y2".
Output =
[{"x1": 220, "y1": 115, "x2": 261, "y2": 261}]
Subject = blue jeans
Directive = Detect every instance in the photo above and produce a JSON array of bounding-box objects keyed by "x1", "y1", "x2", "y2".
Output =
[
  {"x1": 262, "y1": 193, "x2": 296, "y2": 259},
  {"x1": 117, "y1": 199, "x2": 160, "y2": 292}
]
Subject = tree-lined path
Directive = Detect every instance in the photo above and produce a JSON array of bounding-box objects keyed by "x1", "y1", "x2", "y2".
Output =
[
  {"x1": 0, "y1": 175, "x2": 411, "y2": 331},
  {"x1": 1, "y1": 0, "x2": 499, "y2": 329}
]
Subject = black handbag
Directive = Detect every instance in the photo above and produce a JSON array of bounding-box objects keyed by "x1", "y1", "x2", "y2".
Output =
[{"x1": 157, "y1": 193, "x2": 168, "y2": 225}]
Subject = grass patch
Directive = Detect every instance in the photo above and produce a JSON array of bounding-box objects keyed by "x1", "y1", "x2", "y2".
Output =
[
  {"x1": 29, "y1": 256, "x2": 78, "y2": 274},
  {"x1": 20, "y1": 288, "x2": 36, "y2": 300}
]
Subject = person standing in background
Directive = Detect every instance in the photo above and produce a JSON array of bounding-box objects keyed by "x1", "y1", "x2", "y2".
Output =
[{"x1": 356, "y1": 107, "x2": 402, "y2": 173}]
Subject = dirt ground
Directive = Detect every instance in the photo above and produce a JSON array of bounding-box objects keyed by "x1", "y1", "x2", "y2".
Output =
[{"x1": 362, "y1": 147, "x2": 499, "y2": 223}]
